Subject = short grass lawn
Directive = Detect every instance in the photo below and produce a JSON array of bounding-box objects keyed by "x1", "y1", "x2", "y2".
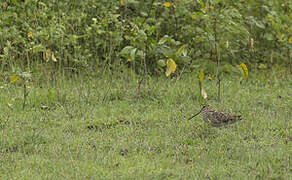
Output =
[{"x1": 0, "y1": 71, "x2": 291, "y2": 179}]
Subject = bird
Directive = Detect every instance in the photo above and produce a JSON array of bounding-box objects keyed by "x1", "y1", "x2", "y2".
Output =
[{"x1": 188, "y1": 104, "x2": 243, "y2": 127}]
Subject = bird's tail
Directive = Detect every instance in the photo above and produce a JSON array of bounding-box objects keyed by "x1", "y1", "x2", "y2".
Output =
[{"x1": 232, "y1": 115, "x2": 243, "y2": 121}]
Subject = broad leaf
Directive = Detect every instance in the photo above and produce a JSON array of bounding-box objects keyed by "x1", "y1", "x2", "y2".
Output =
[
  {"x1": 239, "y1": 63, "x2": 248, "y2": 81},
  {"x1": 120, "y1": 0, "x2": 125, "y2": 6},
  {"x1": 163, "y1": 2, "x2": 172, "y2": 7},
  {"x1": 198, "y1": 72, "x2": 204, "y2": 82},
  {"x1": 10, "y1": 74, "x2": 19, "y2": 83},
  {"x1": 157, "y1": 59, "x2": 166, "y2": 67},
  {"x1": 289, "y1": 36, "x2": 292, "y2": 44},
  {"x1": 52, "y1": 53, "x2": 57, "y2": 62},
  {"x1": 165, "y1": 58, "x2": 176, "y2": 76},
  {"x1": 201, "y1": 88, "x2": 208, "y2": 99},
  {"x1": 177, "y1": 44, "x2": 187, "y2": 56}
]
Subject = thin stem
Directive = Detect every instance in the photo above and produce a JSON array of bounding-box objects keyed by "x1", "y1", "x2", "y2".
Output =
[
  {"x1": 22, "y1": 83, "x2": 29, "y2": 110},
  {"x1": 213, "y1": 14, "x2": 221, "y2": 103}
]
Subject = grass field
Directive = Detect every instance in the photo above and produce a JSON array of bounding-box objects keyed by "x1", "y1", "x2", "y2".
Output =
[{"x1": 0, "y1": 69, "x2": 291, "y2": 179}]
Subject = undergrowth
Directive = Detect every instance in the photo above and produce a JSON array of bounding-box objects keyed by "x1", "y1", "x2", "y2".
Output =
[{"x1": 0, "y1": 69, "x2": 291, "y2": 179}]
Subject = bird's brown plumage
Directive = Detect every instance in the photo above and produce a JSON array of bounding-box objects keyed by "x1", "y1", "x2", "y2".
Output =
[{"x1": 189, "y1": 105, "x2": 242, "y2": 127}]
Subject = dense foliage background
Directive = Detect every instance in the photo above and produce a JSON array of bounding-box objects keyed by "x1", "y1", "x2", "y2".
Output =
[
  {"x1": 0, "y1": 0, "x2": 291, "y2": 74},
  {"x1": 1, "y1": 1, "x2": 292, "y2": 178}
]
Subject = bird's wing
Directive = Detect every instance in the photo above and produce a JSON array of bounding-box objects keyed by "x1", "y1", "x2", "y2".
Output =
[{"x1": 213, "y1": 111, "x2": 230, "y2": 124}]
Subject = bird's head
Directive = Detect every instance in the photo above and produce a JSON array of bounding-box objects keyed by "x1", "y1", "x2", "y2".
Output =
[
  {"x1": 188, "y1": 104, "x2": 211, "y2": 120},
  {"x1": 201, "y1": 104, "x2": 210, "y2": 112}
]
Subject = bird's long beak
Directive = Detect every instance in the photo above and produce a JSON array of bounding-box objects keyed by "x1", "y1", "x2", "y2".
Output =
[{"x1": 188, "y1": 107, "x2": 203, "y2": 120}]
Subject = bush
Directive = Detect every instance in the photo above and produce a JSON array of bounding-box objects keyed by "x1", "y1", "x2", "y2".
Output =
[{"x1": 0, "y1": 0, "x2": 291, "y2": 74}]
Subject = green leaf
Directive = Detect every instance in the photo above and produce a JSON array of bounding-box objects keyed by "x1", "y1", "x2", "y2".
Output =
[
  {"x1": 20, "y1": 72, "x2": 32, "y2": 79},
  {"x1": 258, "y1": 63, "x2": 268, "y2": 69},
  {"x1": 32, "y1": 44, "x2": 45, "y2": 53},
  {"x1": 120, "y1": 46, "x2": 136, "y2": 57},
  {"x1": 264, "y1": 33, "x2": 274, "y2": 41},
  {"x1": 136, "y1": 50, "x2": 144, "y2": 59},
  {"x1": 255, "y1": 21, "x2": 265, "y2": 29},
  {"x1": 158, "y1": 35, "x2": 171, "y2": 45},
  {"x1": 157, "y1": 59, "x2": 166, "y2": 67}
]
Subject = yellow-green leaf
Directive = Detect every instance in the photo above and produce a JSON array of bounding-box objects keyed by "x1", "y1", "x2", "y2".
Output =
[
  {"x1": 51, "y1": 53, "x2": 57, "y2": 62},
  {"x1": 10, "y1": 74, "x2": 19, "y2": 83},
  {"x1": 239, "y1": 63, "x2": 248, "y2": 80},
  {"x1": 165, "y1": 58, "x2": 176, "y2": 76},
  {"x1": 208, "y1": 74, "x2": 215, "y2": 80},
  {"x1": 288, "y1": 36, "x2": 292, "y2": 44},
  {"x1": 42, "y1": 51, "x2": 46, "y2": 60},
  {"x1": 7, "y1": 103, "x2": 13, "y2": 109},
  {"x1": 205, "y1": 4, "x2": 214, "y2": 9},
  {"x1": 226, "y1": 40, "x2": 229, "y2": 49},
  {"x1": 163, "y1": 2, "x2": 172, "y2": 7},
  {"x1": 191, "y1": 15, "x2": 196, "y2": 20},
  {"x1": 27, "y1": 31, "x2": 33, "y2": 38},
  {"x1": 101, "y1": 18, "x2": 107, "y2": 23},
  {"x1": 177, "y1": 44, "x2": 187, "y2": 55},
  {"x1": 258, "y1": 63, "x2": 268, "y2": 69},
  {"x1": 120, "y1": 0, "x2": 125, "y2": 6},
  {"x1": 198, "y1": 72, "x2": 204, "y2": 82},
  {"x1": 201, "y1": 88, "x2": 208, "y2": 99},
  {"x1": 43, "y1": 48, "x2": 51, "y2": 61}
]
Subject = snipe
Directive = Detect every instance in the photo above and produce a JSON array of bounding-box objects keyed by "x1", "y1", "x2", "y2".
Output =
[{"x1": 188, "y1": 105, "x2": 242, "y2": 127}]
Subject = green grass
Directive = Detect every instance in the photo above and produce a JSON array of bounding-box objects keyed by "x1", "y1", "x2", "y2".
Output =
[{"x1": 0, "y1": 70, "x2": 291, "y2": 179}]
